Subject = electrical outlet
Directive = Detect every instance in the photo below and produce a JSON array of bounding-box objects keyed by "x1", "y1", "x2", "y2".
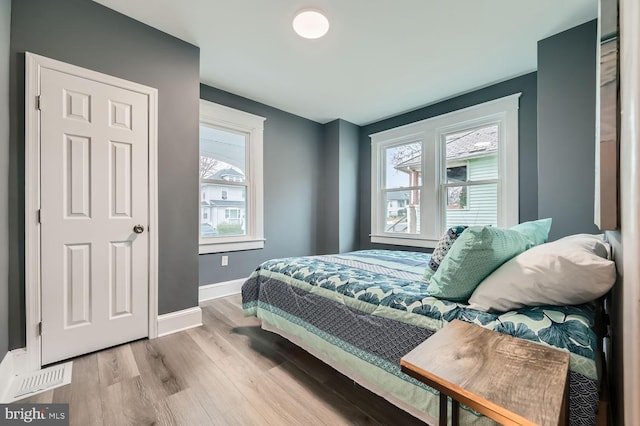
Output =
[{"x1": 221, "y1": 255, "x2": 228, "y2": 266}]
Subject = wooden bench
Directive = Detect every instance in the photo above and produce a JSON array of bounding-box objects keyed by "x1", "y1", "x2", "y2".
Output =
[{"x1": 401, "y1": 319, "x2": 570, "y2": 426}]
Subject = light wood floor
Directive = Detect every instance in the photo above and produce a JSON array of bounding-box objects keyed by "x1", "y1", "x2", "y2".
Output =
[{"x1": 20, "y1": 294, "x2": 426, "y2": 425}]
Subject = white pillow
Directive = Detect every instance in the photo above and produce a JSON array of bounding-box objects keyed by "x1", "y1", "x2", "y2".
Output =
[{"x1": 467, "y1": 234, "x2": 616, "y2": 312}]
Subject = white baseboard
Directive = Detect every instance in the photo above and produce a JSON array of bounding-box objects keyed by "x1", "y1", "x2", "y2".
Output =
[
  {"x1": 199, "y1": 278, "x2": 246, "y2": 303},
  {"x1": 156, "y1": 306, "x2": 202, "y2": 337},
  {"x1": 0, "y1": 348, "x2": 28, "y2": 403},
  {"x1": 0, "y1": 350, "x2": 15, "y2": 402}
]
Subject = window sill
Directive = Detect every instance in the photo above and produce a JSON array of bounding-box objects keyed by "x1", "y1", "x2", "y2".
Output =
[
  {"x1": 199, "y1": 238, "x2": 265, "y2": 254},
  {"x1": 370, "y1": 234, "x2": 438, "y2": 249}
]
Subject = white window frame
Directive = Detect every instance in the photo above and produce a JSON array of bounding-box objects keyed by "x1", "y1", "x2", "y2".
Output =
[
  {"x1": 370, "y1": 94, "x2": 520, "y2": 248},
  {"x1": 199, "y1": 100, "x2": 265, "y2": 254}
]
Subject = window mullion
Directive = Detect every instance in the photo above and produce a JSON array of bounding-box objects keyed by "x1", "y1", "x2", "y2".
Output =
[
  {"x1": 200, "y1": 178, "x2": 247, "y2": 187},
  {"x1": 421, "y1": 131, "x2": 439, "y2": 240},
  {"x1": 381, "y1": 186, "x2": 422, "y2": 192},
  {"x1": 441, "y1": 179, "x2": 499, "y2": 188}
]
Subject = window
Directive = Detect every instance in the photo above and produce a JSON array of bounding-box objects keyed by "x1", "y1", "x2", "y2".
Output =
[
  {"x1": 446, "y1": 164, "x2": 468, "y2": 209},
  {"x1": 443, "y1": 125, "x2": 500, "y2": 228},
  {"x1": 225, "y1": 208, "x2": 241, "y2": 220},
  {"x1": 199, "y1": 100, "x2": 265, "y2": 253},
  {"x1": 370, "y1": 94, "x2": 520, "y2": 248}
]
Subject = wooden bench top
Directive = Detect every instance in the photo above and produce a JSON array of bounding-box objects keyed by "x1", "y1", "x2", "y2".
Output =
[{"x1": 400, "y1": 319, "x2": 571, "y2": 426}]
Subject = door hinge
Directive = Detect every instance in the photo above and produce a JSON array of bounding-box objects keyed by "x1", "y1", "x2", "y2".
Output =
[
  {"x1": 36, "y1": 95, "x2": 41, "y2": 110},
  {"x1": 38, "y1": 322, "x2": 42, "y2": 336},
  {"x1": 37, "y1": 209, "x2": 41, "y2": 224}
]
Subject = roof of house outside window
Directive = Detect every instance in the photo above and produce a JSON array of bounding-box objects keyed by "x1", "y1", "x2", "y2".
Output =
[
  {"x1": 210, "y1": 167, "x2": 245, "y2": 180},
  {"x1": 395, "y1": 126, "x2": 498, "y2": 172}
]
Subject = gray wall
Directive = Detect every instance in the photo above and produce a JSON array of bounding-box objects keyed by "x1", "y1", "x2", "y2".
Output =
[
  {"x1": 199, "y1": 84, "x2": 324, "y2": 285},
  {"x1": 358, "y1": 72, "x2": 539, "y2": 250},
  {"x1": 318, "y1": 119, "x2": 359, "y2": 255},
  {"x1": 9, "y1": 0, "x2": 200, "y2": 348},
  {"x1": 338, "y1": 120, "x2": 360, "y2": 253},
  {"x1": 538, "y1": 20, "x2": 600, "y2": 240},
  {"x1": 318, "y1": 120, "x2": 340, "y2": 254},
  {"x1": 1, "y1": 0, "x2": 11, "y2": 358}
]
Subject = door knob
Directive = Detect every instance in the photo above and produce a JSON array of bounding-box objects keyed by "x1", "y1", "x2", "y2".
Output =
[{"x1": 133, "y1": 224, "x2": 145, "y2": 234}]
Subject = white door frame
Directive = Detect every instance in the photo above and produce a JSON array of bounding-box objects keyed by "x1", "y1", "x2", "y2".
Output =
[
  {"x1": 620, "y1": 1, "x2": 640, "y2": 424},
  {"x1": 24, "y1": 52, "x2": 159, "y2": 371}
]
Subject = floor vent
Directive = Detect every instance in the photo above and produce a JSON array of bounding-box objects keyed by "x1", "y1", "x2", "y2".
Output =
[{"x1": 10, "y1": 362, "x2": 73, "y2": 401}]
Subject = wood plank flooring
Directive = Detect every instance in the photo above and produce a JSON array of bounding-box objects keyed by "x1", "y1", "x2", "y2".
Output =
[{"x1": 18, "y1": 294, "x2": 426, "y2": 426}]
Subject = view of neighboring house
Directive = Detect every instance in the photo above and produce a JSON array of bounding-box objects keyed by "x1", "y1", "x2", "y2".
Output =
[
  {"x1": 385, "y1": 191, "x2": 411, "y2": 232},
  {"x1": 392, "y1": 125, "x2": 498, "y2": 231},
  {"x1": 200, "y1": 168, "x2": 246, "y2": 237},
  {"x1": 444, "y1": 125, "x2": 498, "y2": 227}
]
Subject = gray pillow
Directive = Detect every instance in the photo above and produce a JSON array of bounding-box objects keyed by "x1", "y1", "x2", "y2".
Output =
[{"x1": 467, "y1": 234, "x2": 616, "y2": 312}]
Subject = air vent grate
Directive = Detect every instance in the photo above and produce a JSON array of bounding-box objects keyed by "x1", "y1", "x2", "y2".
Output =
[{"x1": 12, "y1": 362, "x2": 72, "y2": 400}]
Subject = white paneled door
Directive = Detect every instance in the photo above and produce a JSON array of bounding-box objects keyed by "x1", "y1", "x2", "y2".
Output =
[{"x1": 40, "y1": 67, "x2": 150, "y2": 365}]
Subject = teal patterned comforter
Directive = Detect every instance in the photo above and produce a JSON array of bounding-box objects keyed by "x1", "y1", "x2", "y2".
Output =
[{"x1": 242, "y1": 250, "x2": 599, "y2": 425}]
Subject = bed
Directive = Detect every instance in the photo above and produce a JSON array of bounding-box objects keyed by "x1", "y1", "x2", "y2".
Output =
[{"x1": 242, "y1": 245, "x2": 607, "y2": 425}]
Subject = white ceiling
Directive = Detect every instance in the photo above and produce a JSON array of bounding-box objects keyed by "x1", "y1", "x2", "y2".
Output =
[{"x1": 93, "y1": 0, "x2": 597, "y2": 125}]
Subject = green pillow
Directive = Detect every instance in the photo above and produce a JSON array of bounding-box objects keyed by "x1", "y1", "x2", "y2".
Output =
[
  {"x1": 426, "y1": 226, "x2": 535, "y2": 302},
  {"x1": 511, "y1": 218, "x2": 552, "y2": 246}
]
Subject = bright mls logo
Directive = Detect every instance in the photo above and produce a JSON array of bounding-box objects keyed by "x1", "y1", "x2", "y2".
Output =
[{"x1": 0, "y1": 404, "x2": 68, "y2": 425}]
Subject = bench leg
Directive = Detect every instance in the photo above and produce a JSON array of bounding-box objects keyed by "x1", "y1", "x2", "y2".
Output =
[
  {"x1": 452, "y1": 399, "x2": 460, "y2": 426},
  {"x1": 439, "y1": 393, "x2": 447, "y2": 426}
]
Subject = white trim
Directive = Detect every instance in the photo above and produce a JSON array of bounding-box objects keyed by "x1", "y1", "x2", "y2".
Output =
[
  {"x1": 25, "y1": 53, "x2": 41, "y2": 373},
  {"x1": 199, "y1": 278, "x2": 246, "y2": 302},
  {"x1": 157, "y1": 307, "x2": 203, "y2": 337},
  {"x1": 24, "y1": 52, "x2": 159, "y2": 369},
  {"x1": 199, "y1": 238, "x2": 265, "y2": 254},
  {"x1": 199, "y1": 100, "x2": 265, "y2": 254},
  {"x1": 0, "y1": 349, "x2": 28, "y2": 403},
  {"x1": 370, "y1": 235, "x2": 438, "y2": 248},
  {"x1": 370, "y1": 94, "x2": 520, "y2": 248},
  {"x1": 147, "y1": 79, "x2": 159, "y2": 339},
  {"x1": 369, "y1": 93, "x2": 522, "y2": 139},
  {"x1": 619, "y1": 1, "x2": 640, "y2": 424},
  {"x1": 0, "y1": 350, "x2": 16, "y2": 402}
]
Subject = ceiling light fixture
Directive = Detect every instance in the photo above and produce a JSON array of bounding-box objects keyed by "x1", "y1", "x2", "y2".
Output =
[{"x1": 292, "y1": 9, "x2": 330, "y2": 39}]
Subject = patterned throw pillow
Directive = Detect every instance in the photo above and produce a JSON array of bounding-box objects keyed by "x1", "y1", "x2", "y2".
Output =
[
  {"x1": 423, "y1": 225, "x2": 468, "y2": 281},
  {"x1": 425, "y1": 226, "x2": 536, "y2": 302}
]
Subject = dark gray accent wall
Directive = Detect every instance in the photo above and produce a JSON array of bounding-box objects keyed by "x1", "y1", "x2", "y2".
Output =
[
  {"x1": 9, "y1": 0, "x2": 200, "y2": 348},
  {"x1": 358, "y1": 73, "x2": 539, "y2": 250},
  {"x1": 538, "y1": 20, "x2": 600, "y2": 240},
  {"x1": 338, "y1": 120, "x2": 360, "y2": 253},
  {"x1": 1, "y1": 0, "x2": 11, "y2": 358},
  {"x1": 199, "y1": 84, "x2": 324, "y2": 285},
  {"x1": 318, "y1": 120, "x2": 340, "y2": 254},
  {"x1": 318, "y1": 119, "x2": 359, "y2": 254}
]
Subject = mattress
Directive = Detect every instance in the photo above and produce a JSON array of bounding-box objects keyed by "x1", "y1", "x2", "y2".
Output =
[{"x1": 242, "y1": 250, "x2": 599, "y2": 425}]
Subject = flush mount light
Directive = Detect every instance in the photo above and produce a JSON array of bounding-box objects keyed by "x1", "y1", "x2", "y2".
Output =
[{"x1": 292, "y1": 9, "x2": 330, "y2": 39}]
